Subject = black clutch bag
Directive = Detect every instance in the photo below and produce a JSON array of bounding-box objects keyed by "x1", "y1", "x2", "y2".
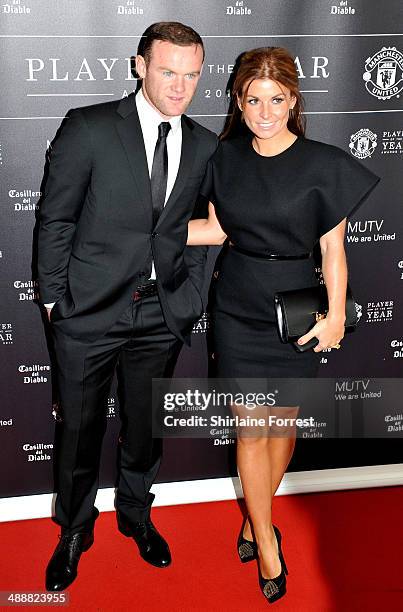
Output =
[{"x1": 274, "y1": 283, "x2": 361, "y2": 353}]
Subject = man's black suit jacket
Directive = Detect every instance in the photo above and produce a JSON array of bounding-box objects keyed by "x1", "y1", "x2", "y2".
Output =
[{"x1": 38, "y1": 93, "x2": 218, "y2": 344}]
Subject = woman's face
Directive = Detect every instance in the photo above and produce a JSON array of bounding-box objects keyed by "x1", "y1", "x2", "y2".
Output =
[{"x1": 238, "y1": 78, "x2": 296, "y2": 141}]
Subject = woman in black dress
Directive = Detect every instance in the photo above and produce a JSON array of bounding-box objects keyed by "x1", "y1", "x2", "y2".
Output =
[{"x1": 187, "y1": 47, "x2": 379, "y2": 604}]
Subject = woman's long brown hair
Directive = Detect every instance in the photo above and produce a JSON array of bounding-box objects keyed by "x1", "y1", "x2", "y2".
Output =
[{"x1": 221, "y1": 47, "x2": 305, "y2": 140}]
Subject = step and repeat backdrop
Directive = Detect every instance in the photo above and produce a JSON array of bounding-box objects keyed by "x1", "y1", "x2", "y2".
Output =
[{"x1": 1, "y1": 0, "x2": 402, "y2": 501}]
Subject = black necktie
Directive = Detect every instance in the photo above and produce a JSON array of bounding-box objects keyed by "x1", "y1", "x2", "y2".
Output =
[{"x1": 150, "y1": 121, "x2": 171, "y2": 227}]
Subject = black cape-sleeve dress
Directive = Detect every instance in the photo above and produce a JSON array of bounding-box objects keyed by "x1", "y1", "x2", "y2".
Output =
[{"x1": 200, "y1": 134, "x2": 380, "y2": 379}]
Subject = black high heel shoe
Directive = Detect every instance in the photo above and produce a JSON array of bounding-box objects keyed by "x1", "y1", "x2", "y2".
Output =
[
  {"x1": 273, "y1": 526, "x2": 288, "y2": 576},
  {"x1": 237, "y1": 517, "x2": 257, "y2": 563},
  {"x1": 258, "y1": 526, "x2": 288, "y2": 604}
]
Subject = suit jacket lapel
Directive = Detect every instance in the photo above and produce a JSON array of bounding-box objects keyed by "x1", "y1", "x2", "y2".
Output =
[
  {"x1": 116, "y1": 93, "x2": 152, "y2": 225},
  {"x1": 156, "y1": 115, "x2": 198, "y2": 228}
]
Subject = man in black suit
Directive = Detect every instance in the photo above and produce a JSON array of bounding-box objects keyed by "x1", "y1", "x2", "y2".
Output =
[{"x1": 38, "y1": 22, "x2": 217, "y2": 591}]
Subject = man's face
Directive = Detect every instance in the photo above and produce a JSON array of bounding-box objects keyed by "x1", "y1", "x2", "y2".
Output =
[{"x1": 136, "y1": 40, "x2": 203, "y2": 119}]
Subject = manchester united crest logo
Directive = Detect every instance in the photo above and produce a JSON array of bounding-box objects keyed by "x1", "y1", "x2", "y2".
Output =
[
  {"x1": 349, "y1": 129, "x2": 377, "y2": 159},
  {"x1": 363, "y1": 47, "x2": 403, "y2": 100}
]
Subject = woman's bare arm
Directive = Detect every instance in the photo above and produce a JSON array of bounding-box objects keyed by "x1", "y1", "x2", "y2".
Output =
[
  {"x1": 297, "y1": 219, "x2": 347, "y2": 351},
  {"x1": 319, "y1": 219, "x2": 348, "y2": 326}
]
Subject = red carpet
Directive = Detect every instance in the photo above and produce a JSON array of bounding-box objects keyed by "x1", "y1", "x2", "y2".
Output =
[{"x1": 1, "y1": 486, "x2": 403, "y2": 611}]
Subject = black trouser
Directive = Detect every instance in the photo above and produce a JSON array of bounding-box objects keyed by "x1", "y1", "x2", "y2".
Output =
[{"x1": 51, "y1": 294, "x2": 183, "y2": 534}]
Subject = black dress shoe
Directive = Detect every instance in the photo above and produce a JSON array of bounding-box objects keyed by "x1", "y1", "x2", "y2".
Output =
[
  {"x1": 46, "y1": 531, "x2": 94, "y2": 591},
  {"x1": 117, "y1": 513, "x2": 171, "y2": 568}
]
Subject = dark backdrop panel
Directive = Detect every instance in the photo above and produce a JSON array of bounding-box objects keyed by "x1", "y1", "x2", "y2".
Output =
[{"x1": 1, "y1": 1, "x2": 402, "y2": 498}]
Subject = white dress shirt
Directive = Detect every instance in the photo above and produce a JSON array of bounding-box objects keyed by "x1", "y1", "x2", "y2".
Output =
[
  {"x1": 45, "y1": 89, "x2": 182, "y2": 308},
  {"x1": 136, "y1": 88, "x2": 182, "y2": 279}
]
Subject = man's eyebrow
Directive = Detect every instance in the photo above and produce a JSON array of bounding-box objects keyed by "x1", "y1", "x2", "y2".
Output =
[{"x1": 158, "y1": 66, "x2": 201, "y2": 75}]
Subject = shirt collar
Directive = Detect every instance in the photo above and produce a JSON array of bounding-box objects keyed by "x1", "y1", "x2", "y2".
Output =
[{"x1": 136, "y1": 88, "x2": 181, "y2": 134}]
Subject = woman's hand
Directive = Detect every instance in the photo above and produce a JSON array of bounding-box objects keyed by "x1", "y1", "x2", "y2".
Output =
[
  {"x1": 297, "y1": 315, "x2": 345, "y2": 352},
  {"x1": 187, "y1": 202, "x2": 227, "y2": 246}
]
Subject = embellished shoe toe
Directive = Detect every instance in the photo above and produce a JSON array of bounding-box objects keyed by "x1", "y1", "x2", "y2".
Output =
[{"x1": 237, "y1": 517, "x2": 257, "y2": 563}]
